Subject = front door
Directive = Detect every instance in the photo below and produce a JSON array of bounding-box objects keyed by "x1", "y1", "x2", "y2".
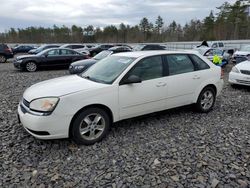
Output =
[
  {"x1": 119, "y1": 55, "x2": 168, "y2": 119},
  {"x1": 43, "y1": 49, "x2": 64, "y2": 67}
]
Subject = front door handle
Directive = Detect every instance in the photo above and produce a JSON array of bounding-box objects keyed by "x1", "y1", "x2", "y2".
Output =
[{"x1": 156, "y1": 82, "x2": 167, "y2": 87}]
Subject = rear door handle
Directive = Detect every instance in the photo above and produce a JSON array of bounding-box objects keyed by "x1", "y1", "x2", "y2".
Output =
[
  {"x1": 156, "y1": 82, "x2": 167, "y2": 87},
  {"x1": 193, "y1": 75, "x2": 201, "y2": 79}
]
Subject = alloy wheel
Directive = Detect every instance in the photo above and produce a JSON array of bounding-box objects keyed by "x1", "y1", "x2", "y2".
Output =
[
  {"x1": 200, "y1": 90, "x2": 214, "y2": 111},
  {"x1": 79, "y1": 113, "x2": 106, "y2": 141},
  {"x1": 26, "y1": 62, "x2": 37, "y2": 72},
  {"x1": 0, "y1": 55, "x2": 6, "y2": 63}
]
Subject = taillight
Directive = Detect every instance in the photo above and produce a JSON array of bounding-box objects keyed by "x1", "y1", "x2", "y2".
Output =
[
  {"x1": 220, "y1": 68, "x2": 224, "y2": 79},
  {"x1": 4, "y1": 47, "x2": 12, "y2": 53}
]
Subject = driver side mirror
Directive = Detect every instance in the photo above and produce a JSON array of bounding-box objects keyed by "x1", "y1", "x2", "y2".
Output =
[
  {"x1": 43, "y1": 53, "x2": 48, "y2": 57},
  {"x1": 120, "y1": 75, "x2": 142, "y2": 85}
]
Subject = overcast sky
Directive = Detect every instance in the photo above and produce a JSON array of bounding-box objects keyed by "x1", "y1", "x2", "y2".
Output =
[{"x1": 0, "y1": 0, "x2": 237, "y2": 32}]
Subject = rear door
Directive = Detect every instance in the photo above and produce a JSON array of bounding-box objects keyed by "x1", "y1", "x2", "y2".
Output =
[
  {"x1": 164, "y1": 54, "x2": 200, "y2": 108},
  {"x1": 60, "y1": 49, "x2": 83, "y2": 66}
]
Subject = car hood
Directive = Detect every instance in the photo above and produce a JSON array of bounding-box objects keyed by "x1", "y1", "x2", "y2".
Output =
[
  {"x1": 23, "y1": 75, "x2": 107, "y2": 102},
  {"x1": 234, "y1": 51, "x2": 250, "y2": 56},
  {"x1": 17, "y1": 54, "x2": 37, "y2": 60},
  {"x1": 71, "y1": 59, "x2": 97, "y2": 66},
  {"x1": 236, "y1": 61, "x2": 250, "y2": 70}
]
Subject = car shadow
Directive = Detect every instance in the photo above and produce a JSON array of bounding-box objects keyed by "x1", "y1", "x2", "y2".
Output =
[{"x1": 231, "y1": 84, "x2": 250, "y2": 91}]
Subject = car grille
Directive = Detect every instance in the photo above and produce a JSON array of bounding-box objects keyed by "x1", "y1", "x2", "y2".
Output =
[
  {"x1": 20, "y1": 105, "x2": 27, "y2": 114},
  {"x1": 240, "y1": 70, "x2": 250, "y2": 75},
  {"x1": 236, "y1": 79, "x2": 250, "y2": 85},
  {"x1": 23, "y1": 98, "x2": 30, "y2": 108}
]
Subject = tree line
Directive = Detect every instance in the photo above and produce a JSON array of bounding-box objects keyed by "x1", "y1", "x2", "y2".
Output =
[{"x1": 0, "y1": 0, "x2": 250, "y2": 43}]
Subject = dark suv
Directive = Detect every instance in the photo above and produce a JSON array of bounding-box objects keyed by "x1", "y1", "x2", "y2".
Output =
[{"x1": 0, "y1": 44, "x2": 14, "y2": 63}]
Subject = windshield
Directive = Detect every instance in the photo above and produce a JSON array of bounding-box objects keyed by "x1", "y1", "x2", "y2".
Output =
[
  {"x1": 240, "y1": 45, "x2": 250, "y2": 52},
  {"x1": 36, "y1": 49, "x2": 50, "y2": 56},
  {"x1": 81, "y1": 56, "x2": 135, "y2": 84},
  {"x1": 133, "y1": 44, "x2": 145, "y2": 51},
  {"x1": 93, "y1": 50, "x2": 113, "y2": 60}
]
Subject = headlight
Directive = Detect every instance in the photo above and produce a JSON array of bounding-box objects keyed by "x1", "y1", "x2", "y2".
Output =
[
  {"x1": 231, "y1": 66, "x2": 240, "y2": 73},
  {"x1": 30, "y1": 97, "x2": 59, "y2": 112},
  {"x1": 16, "y1": 59, "x2": 23, "y2": 63},
  {"x1": 75, "y1": 65, "x2": 84, "y2": 70}
]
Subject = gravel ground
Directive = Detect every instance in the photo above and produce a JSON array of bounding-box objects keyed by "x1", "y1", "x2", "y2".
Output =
[{"x1": 0, "y1": 62, "x2": 250, "y2": 188}]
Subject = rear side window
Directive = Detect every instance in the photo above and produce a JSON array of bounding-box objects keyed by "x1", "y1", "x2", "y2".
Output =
[
  {"x1": 127, "y1": 56, "x2": 163, "y2": 81},
  {"x1": 190, "y1": 54, "x2": 210, "y2": 70},
  {"x1": 166, "y1": 54, "x2": 194, "y2": 75}
]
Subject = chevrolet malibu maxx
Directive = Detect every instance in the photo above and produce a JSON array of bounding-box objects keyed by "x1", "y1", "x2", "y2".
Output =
[{"x1": 18, "y1": 51, "x2": 224, "y2": 145}]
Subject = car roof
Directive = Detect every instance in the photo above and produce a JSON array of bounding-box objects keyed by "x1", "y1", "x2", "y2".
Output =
[{"x1": 112, "y1": 50, "x2": 199, "y2": 58}]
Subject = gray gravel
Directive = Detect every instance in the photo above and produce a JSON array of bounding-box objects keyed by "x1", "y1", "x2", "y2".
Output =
[{"x1": 0, "y1": 62, "x2": 250, "y2": 187}]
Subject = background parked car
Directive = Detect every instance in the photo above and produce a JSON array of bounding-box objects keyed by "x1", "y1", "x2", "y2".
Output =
[
  {"x1": 88, "y1": 44, "x2": 115, "y2": 57},
  {"x1": 69, "y1": 46, "x2": 132, "y2": 74},
  {"x1": 28, "y1": 44, "x2": 60, "y2": 54},
  {"x1": 12, "y1": 45, "x2": 36, "y2": 54},
  {"x1": 0, "y1": 43, "x2": 14, "y2": 63},
  {"x1": 232, "y1": 45, "x2": 250, "y2": 64},
  {"x1": 229, "y1": 58, "x2": 250, "y2": 86},
  {"x1": 60, "y1": 43, "x2": 91, "y2": 56},
  {"x1": 133, "y1": 44, "x2": 166, "y2": 51},
  {"x1": 14, "y1": 48, "x2": 88, "y2": 72},
  {"x1": 194, "y1": 47, "x2": 230, "y2": 63}
]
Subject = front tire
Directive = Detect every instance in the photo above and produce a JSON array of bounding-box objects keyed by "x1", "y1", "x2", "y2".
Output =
[
  {"x1": 195, "y1": 87, "x2": 216, "y2": 113},
  {"x1": 71, "y1": 108, "x2": 111, "y2": 145},
  {"x1": 25, "y1": 62, "x2": 37, "y2": 72},
  {"x1": 0, "y1": 55, "x2": 6, "y2": 63}
]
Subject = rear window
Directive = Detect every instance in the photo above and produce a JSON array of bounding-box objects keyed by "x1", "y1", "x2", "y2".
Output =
[{"x1": 190, "y1": 54, "x2": 210, "y2": 70}]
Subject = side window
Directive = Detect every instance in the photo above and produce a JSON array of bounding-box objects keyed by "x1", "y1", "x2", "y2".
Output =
[
  {"x1": 126, "y1": 56, "x2": 163, "y2": 81},
  {"x1": 166, "y1": 54, "x2": 194, "y2": 75},
  {"x1": 47, "y1": 49, "x2": 59, "y2": 56},
  {"x1": 213, "y1": 49, "x2": 223, "y2": 56},
  {"x1": 143, "y1": 45, "x2": 152, "y2": 50},
  {"x1": 190, "y1": 54, "x2": 210, "y2": 70},
  {"x1": 61, "y1": 49, "x2": 75, "y2": 55},
  {"x1": 212, "y1": 43, "x2": 218, "y2": 48},
  {"x1": 72, "y1": 45, "x2": 84, "y2": 49},
  {"x1": 219, "y1": 43, "x2": 224, "y2": 47}
]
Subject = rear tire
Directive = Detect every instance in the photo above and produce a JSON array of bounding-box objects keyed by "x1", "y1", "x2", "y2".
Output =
[
  {"x1": 195, "y1": 87, "x2": 216, "y2": 113},
  {"x1": 25, "y1": 62, "x2": 37, "y2": 72},
  {"x1": 0, "y1": 55, "x2": 6, "y2": 63},
  {"x1": 71, "y1": 107, "x2": 111, "y2": 145}
]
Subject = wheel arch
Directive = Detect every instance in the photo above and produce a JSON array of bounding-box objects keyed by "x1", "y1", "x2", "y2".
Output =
[
  {"x1": 195, "y1": 84, "x2": 217, "y2": 103},
  {"x1": 68, "y1": 104, "x2": 114, "y2": 138}
]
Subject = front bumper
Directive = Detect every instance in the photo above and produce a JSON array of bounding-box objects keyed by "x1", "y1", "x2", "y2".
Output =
[
  {"x1": 229, "y1": 72, "x2": 250, "y2": 86},
  {"x1": 13, "y1": 60, "x2": 22, "y2": 69},
  {"x1": 18, "y1": 102, "x2": 72, "y2": 140}
]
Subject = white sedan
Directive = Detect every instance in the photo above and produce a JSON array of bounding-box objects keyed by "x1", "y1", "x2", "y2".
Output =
[
  {"x1": 18, "y1": 51, "x2": 223, "y2": 145},
  {"x1": 229, "y1": 60, "x2": 250, "y2": 86}
]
